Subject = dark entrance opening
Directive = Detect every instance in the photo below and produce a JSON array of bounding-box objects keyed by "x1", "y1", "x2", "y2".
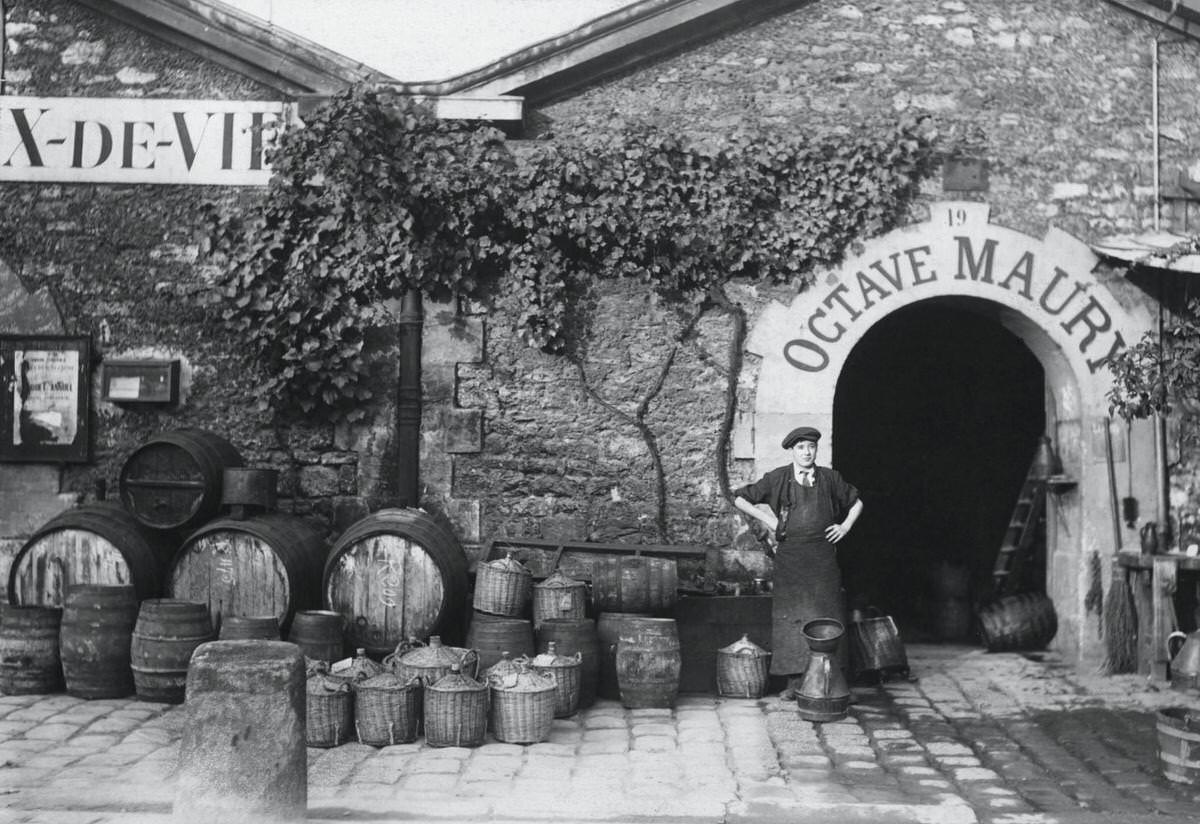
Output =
[{"x1": 833, "y1": 299, "x2": 1045, "y2": 642}]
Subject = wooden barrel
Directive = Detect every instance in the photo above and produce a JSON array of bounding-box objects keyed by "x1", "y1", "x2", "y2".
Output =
[
  {"x1": 119, "y1": 428, "x2": 243, "y2": 532},
  {"x1": 977, "y1": 592, "x2": 1057, "y2": 652},
  {"x1": 596, "y1": 611, "x2": 650, "y2": 701},
  {"x1": 221, "y1": 468, "x2": 278, "y2": 511},
  {"x1": 59, "y1": 585, "x2": 138, "y2": 699},
  {"x1": 323, "y1": 509, "x2": 469, "y2": 657},
  {"x1": 1157, "y1": 707, "x2": 1200, "y2": 785},
  {"x1": 130, "y1": 599, "x2": 215, "y2": 703},
  {"x1": 465, "y1": 614, "x2": 533, "y2": 672},
  {"x1": 7, "y1": 503, "x2": 166, "y2": 606},
  {"x1": 219, "y1": 615, "x2": 280, "y2": 640},
  {"x1": 168, "y1": 513, "x2": 326, "y2": 639},
  {"x1": 615, "y1": 616, "x2": 681, "y2": 709},
  {"x1": 0, "y1": 604, "x2": 63, "y2": 694},
  {"x1": 536, "y1": 618, "x2": 600, "y2": 709},
  {"x1": 590, "y1": 556, "x2": 678, "y2": 614},
  {"x1": 288, "y1": 610, "x2": 345, "y2": 662}
]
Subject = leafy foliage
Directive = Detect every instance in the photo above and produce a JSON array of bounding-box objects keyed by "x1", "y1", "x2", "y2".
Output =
[
  {"x1": 207, "y1": 86, "x2": 939, "y2": 421},
  {"x1": 1107, "y1": 296, "x2": 1200, "y2": 421}
]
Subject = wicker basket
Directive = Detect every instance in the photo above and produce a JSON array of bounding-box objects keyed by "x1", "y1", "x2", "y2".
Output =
[
  {"x1": 306, "y1": 671, "x2": 354, "y2": 748},
  {"x1": 716, "y1": 634, "x2": 771, "y2": 699},
  {"x1": 355, "y1": 672, "x2": 421, "y2": 746},
  {"x1": 532, "y1": 571, "x2": 587, "y2": 628},
  {"x1": 329, "y1": 648, "x2": 384, "y2": 685},
  {"x1": 977, "y1": 592, "x2": 1058, "y2": 652},
  {"x1": 424, "y1": 663, "x2": 488, "y2": 748},
  {"x1": 488, "y1": 661, "x2": 556, "y2": 744},
  {"x1": 385, "y1": 635, "x2": 479, "y2": 684},
  {"x1": 473, "y1": 552, "x2": 532, "y2": 617},
  {"x1": 530, "y1": 641, "x2": 582, "y2": 718}
]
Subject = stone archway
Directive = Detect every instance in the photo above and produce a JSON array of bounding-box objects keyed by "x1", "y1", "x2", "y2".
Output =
[{"x1": 736, "y1": 202, "x2": 1157, "y2": 666}]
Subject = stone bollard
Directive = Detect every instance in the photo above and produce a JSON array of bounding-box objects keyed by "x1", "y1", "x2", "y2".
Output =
[{"x1": 174, "y1": 640, "x2": 306, "y2": 824}]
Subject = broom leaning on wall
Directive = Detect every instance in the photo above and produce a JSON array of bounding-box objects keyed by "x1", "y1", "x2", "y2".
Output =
[{"x1": 1102, "y1": 416, "x2": 1137, "y2": 674}]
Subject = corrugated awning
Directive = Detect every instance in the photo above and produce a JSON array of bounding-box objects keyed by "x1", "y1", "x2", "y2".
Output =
[{"x1": 1091, "y1": 231, "x2": 1200, "y2": 274}]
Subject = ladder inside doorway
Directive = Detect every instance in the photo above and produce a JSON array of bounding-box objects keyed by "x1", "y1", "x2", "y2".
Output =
[{"x1": 992, "y1": 458, "x2": 1047, "y2": 596}]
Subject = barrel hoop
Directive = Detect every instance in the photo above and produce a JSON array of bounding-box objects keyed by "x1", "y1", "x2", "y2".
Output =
[{"x1": 1159, "y1": 724, "x2": 1200, "y2": 743}]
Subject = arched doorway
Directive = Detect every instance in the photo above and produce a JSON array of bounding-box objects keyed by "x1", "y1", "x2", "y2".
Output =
[
  {"x1": 738, "y1": 202, "x2": 1157, "y2": 665},
  {"x1": 832, "y1": 297, "x2": 1045, "y2": 640}
]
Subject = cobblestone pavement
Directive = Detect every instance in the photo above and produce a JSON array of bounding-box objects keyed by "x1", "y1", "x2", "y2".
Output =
[{"x1": 1, "y1": 645, "x2": 1198, "y2": 824}]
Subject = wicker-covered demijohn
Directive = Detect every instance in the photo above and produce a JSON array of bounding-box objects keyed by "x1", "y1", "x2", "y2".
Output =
[
  {"x1": 306, "y1": 667, "x2": 354, "y2": 748},
  {"x1": 385, "y1": 635, "x2": 479, "y2": 684},
  {"x1": 355, "y1": 671, "x2": 421, "y2": 746},
  {"x1": 488, "y1": 660, "x2": 556, "y2": 744},
  {"x1": 532, "y1": 571, "x2": 587, "y2": 628},
  {"x1": 329, "y1": 648, "x2": 384, "y2": 685},
  {"x1": 424, "y1": 663, "x2": 488, "y2": 748},
  {"x1": 716, "y1": 634, "x2": 771, "y2": 699},
  {"x1": 530, "y1": 641, "x2": 582, "y2": 718},
  {"x1": 473, "y1": 552, "x2": 533, "y2": 617}
]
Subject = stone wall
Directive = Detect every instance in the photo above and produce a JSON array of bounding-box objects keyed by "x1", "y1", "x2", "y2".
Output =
[
  {"x1": 0, "y1": 0, "x2": 397, "y2": 595},
  {"x1": 418, "y1": 0, "x2": 1200, "y2": 567}
]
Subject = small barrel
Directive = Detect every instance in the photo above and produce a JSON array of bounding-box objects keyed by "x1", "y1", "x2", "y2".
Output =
[
  {"x1": 130, "y1": 599, "x2": 215, "y2": 703},
  {"x1": 465, "y1": 614, "x2": 533, "y2": 673},
  {"x1": 287, "y1": 610, "x2": 345, "y2": 662},
  {"x1": 168, "y1": 513, "x2": 326, "y2": 639},
  {"x1": 590, "y1": 556, "x2": 678, "y2": 614},
  {"x1": 1157, "y1": 707, "x2": 1200, "y2": 785},
  {"x1": 596, "y1": 611, "x2": 649, "y2": 701},
  {"x1": 536, "y1": 618, "x2": 600, "y2": 709},
  {"x1": 219, "y1": 615, "x2": 281, "y2": 640},
  {"x1": 615, "y1": 617, "x2": 681, "y2": 709},
  {"x1": 119, "y1": 428, "x2": 243, "y2": 533},
  {"x1": 0, "y1": 604, "x2": 63, "y2": 694},
  {"x1": 323, "y1": 509, "x2": 469, "y2": 656},
  {"x1": 59, "y1": 585, "x2": 138, "y2": 699},
  {"x1": 977, "y1": 592, "x2": 1057, "y2": 652},
  {"x1": 221, "y1": 468, "x2": 279, "y2": 512},
  {"x1": 7, "y1": 503, "x2": 167, "y2": 606}
]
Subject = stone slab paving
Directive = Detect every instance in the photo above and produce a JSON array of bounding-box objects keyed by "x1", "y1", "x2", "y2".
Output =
[{"x1": 0, "y1": 645, "x2": 1198, "y2": 823}]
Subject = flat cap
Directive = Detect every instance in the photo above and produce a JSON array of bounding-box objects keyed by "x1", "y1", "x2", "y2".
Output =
[{"x1": 782, "y1": 426, "x2": 821, "y2": 449}]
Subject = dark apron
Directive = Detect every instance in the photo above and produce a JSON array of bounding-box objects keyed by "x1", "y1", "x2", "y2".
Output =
[{"x1": 770, "y1": 475, "x2": 847, "y2": 676}]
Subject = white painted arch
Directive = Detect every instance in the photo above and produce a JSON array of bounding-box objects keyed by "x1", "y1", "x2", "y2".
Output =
[{"x1": 739, "y1": 201, "x2": 1158, "y2": 665}]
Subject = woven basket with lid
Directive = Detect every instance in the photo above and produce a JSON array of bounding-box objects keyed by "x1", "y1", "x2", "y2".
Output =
[
  {"x1": 473, "y1": 552, "x2": 532, "y2": 617},
  {"x1": 715, "y1": 634, "x2": 771, "y2": 699},
  {"x1": 488, "y1": 660, "x2": 556, "y2": 744},
  {"x1": 306, "y1": 668, "x2": 354, "y2": 748},
  {"x1": 355, "y1": 671, "x2": 421, "y2": 746},
  {"x1": 424, "y1": 663, "x2": 488, "y2": 748},
  {"x1": 385, "y1": 635, "x2": 480, "y2": 683},
  {"x1": 530, "y1": 641, "x2": 583, "y2": 718},
  {"x1": 532, "y1": 571, "x2": 587, "y2": 628}
]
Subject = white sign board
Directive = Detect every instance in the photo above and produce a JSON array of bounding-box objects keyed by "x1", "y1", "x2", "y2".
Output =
[{"x1": 0, "y1": 96, "x2": 294, "y2": 185}]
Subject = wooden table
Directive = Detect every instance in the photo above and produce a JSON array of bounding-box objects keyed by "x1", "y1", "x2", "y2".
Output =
[{"x1": 1117, "y1": 550, "x2": 1200, "y2": 680}]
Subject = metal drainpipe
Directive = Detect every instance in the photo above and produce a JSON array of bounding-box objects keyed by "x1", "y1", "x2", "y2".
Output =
[
  {"x1": 396, "y1": 290, "x2": 423, "y2": 508},
  {"x1": 1151, "y1": 38, "x2": 1171, "y2": 546},
  {"x1": 1, "y1": 0, "x2": 7, "y2": 97}
]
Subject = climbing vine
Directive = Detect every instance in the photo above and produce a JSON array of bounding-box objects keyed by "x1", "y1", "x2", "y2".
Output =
[{"x1": 206, "y1": 85, "x2": 941, "y2": 424}]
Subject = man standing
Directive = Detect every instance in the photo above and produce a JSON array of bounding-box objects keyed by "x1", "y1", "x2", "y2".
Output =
[{"x1": 732, "y1": 426, "x2": 864, "y2": 698}]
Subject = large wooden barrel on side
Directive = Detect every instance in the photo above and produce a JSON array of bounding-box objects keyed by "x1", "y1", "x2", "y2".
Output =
[
  {"x1": 323, "y1": 509, "x2": 469, "y2": 657},
  {"x1": 590, "y1": 556, "x2": 678, "y2": 615},
  {"x1": 7, "y1": 504, "x2": 166, "y2": 607},
  {"x1": 977, "y1": 592, "x2": 1057, "y2": 652},
  {"x1": 59, "y1": 585, "x2": 138, "y2": 699},
  {"x1": 0, "y1": 604, "x2": 64, "y2": 694},
  {"x1": 119, "y1": 429, "x2": 243, "y2": 533},
  {"x1": 615, "y1": 616, "x2": 681, "y2": 709},
  {"x1": 168, "y1": 513, "x2": 326, "y2": 639},
  {"x1": 130, "y1": 599, "x2": 215, "y2": 703},
  {"x1": 536, "y1": 618, "x2": 600, "y2": 709}
]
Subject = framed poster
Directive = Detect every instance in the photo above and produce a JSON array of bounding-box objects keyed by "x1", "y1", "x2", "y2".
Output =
[{"x1": 0, "y1": 335, "x2": 92, "y2": 463}]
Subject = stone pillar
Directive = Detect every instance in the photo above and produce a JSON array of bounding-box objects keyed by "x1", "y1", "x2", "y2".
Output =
[{"x1": 174, "y1": 640, "x2": 306, "y2": 824}]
